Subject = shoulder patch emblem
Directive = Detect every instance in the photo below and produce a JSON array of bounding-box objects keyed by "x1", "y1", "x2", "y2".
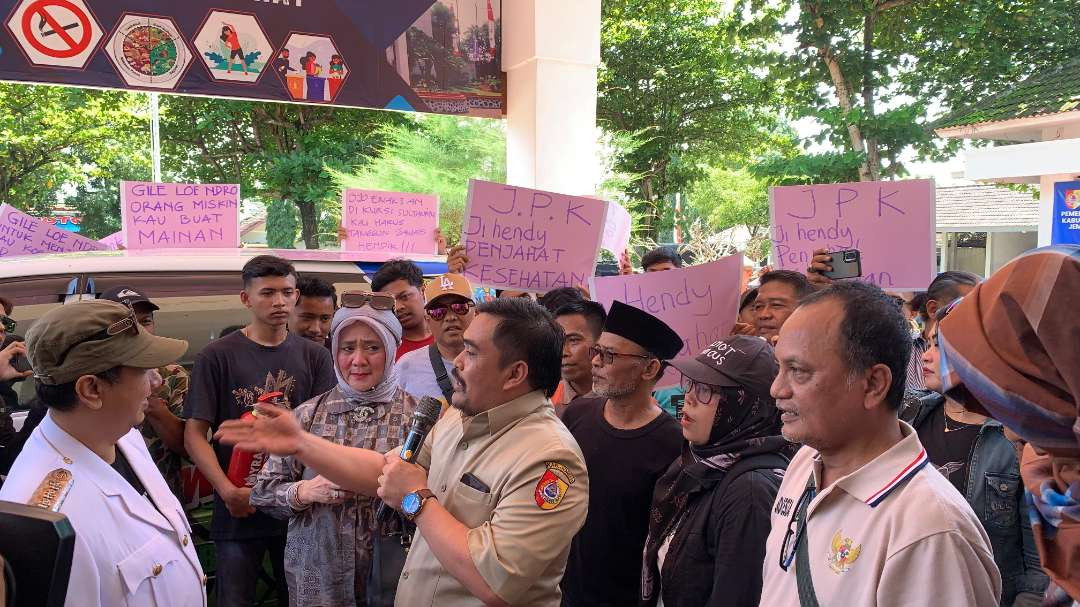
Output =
[
  {"x1": 827, "y1": 529, "x2": 862, "y2": 574},
  {"x1": 29, "y1": 469, "x2": 73, "y2": 512},
  {"x1": 534, "y1": 461, "x2": 575, "y2": 510}
]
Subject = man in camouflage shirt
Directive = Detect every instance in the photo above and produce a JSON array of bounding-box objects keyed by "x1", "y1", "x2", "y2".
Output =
[{"x1": 102, "y1": 286, "x2": 190, "y2": 501}]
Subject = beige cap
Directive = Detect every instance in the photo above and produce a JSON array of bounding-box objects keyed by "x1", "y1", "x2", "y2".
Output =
[
  {"x1": 424, "y1": 273, "x2": 474, "y2": 308},
  {"x1": 27, "y1": 300, "x2": 188, "y2": 385}
]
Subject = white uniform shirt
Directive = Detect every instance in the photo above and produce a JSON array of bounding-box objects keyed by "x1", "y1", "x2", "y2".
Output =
[
  {"x1": 0, "y1": 413, "x2": 207, "y2": 607},
  {"x1": 759, "y1": 421, "x2": 1000, "y2": 606}
]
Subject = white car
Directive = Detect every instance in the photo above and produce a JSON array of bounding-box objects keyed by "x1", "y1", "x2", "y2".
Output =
[{"x1": 0, "y1": 248, "x2": 446, "y2": 430}]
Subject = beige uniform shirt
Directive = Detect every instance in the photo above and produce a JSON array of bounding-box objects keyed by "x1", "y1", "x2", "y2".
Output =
[
  {"x1": 759, "y1": 421, "x2": 1001, "y2": 606},
  {"x1": 395, "y1": 390, "x2": 589, "y2": 606}
]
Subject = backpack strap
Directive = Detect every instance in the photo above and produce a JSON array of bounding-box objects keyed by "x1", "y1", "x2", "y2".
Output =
[{"x1": 428, "y1": 345, "x2": 455, "y2": 404}]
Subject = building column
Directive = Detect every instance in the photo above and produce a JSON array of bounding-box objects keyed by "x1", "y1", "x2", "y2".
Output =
[{"x1": 502, "y1": 0, "x2": 601, "y2": 195}]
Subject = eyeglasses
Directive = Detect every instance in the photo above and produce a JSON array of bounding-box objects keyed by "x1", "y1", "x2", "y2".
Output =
[
  {"x1": 589, "y1": 345, "x2": 653, "y2": 367},
  {"x1": 427, "y1": 300, "x2": 474, "y2": 321},
  {"x1": 42, "y1": 307, "x2": 139, "y2": 383},
  {"x1": 340, "y1": 291, "x2": 396, "y2": 311},
  {"x1": 778, "y1": 482, "x2": 817, "y2": 571},
  {"x1": 679, "y1": 373, "x2": 723, "y2": 405},
  {"x1": 0, "y1": 315, "x2": 15, "y2": 333}
]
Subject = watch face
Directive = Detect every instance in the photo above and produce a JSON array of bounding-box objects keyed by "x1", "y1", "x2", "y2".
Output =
[{"x1": 402, "y1": 492, "x2": 421, "y2": 515}]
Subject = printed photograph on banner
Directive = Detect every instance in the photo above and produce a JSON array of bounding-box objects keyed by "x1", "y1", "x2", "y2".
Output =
[
  {"x1": 192, "y1": 10, "x2": 272, "y2": 84},
  {"x1": 461, "y1": 180, "x2": 608, "y2": 293},
  {"x1": 120, "y1": 181, "x2": 240, "y2": 250},
  {"x1": 4, "y1": 0, "x2": 104, "y2": 70},
  {"x1": 274, "y1": 32, "x2": 348, "y2": 103},
  {"x1": 104, "y1": 13, "x2": 193, "y2": 90},
  {"x1": 387, "y1": 0, "x2": 504, "y2": 118},
  {"x1": 768, "y1": 179, "x2": 935, "y2": 291},
  {"x1": 341, "y1": 189, "x2": 439, "y2": 255}
]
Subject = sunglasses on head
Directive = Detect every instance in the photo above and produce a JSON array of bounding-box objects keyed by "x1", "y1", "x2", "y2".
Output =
[
  {"x1": 427, "y1": 300, "x2": 475, "y2": 321},
  {"x1": 0, "y1": 315, "x2": 15, "y2": 333},
  {"x1": 340, "y1": 291, "x2": 396, "y2": 311}
]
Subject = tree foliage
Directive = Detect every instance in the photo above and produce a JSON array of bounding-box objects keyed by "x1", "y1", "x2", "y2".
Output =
[
  {"x1": 598, "y1": 0, "x2": 781, "y2": 239},
  {"x1": 331, "y1": 115, "x2": 506, "y2": 243},
  {"x1": 0, "y1": 84, "x2": 148, "y2": 216},
  {"x1": 751, "y1": 0, "x2": 1080, "y2": 181},
  {"x1": 159, "y1": 96, "x2": 406, "y2": 248}
]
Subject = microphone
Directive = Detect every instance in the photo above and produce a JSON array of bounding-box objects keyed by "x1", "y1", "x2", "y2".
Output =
[{"x1": 376, "y1": 396, "x2": 443, "y2": 522}]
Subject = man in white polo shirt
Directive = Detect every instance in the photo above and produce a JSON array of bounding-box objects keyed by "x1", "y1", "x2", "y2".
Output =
[
  {"x1": 759, "y1": 281, "x2": 1000, "y2": 606},
  {"x1": 396, "y1": 273, "x2": 476, "y2": 404}
]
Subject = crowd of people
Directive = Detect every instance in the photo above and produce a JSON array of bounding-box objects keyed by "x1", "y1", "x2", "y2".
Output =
[{"x1": 0, "y1": 242, "x2": 1075, "y2": 607}]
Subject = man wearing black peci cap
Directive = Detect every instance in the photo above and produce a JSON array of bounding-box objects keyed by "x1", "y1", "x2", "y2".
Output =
[{"x1": 560, "y1": 300, "x2": 685, "y2": 607}]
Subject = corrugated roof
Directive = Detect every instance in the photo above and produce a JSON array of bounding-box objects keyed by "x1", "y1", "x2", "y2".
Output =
[
  {"x1": 934, "y1": 58, "x2": 1080, "y2": 130},
  {"x1": 936, "y1": 184, "x2": 1038, "y2": 231}
]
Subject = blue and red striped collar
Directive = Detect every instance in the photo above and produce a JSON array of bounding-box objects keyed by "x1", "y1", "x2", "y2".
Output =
[{"x1": 819, "y1": 421, "x2": 931, "y2": 508}]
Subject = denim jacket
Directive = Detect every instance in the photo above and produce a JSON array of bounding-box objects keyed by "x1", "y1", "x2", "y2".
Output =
[{"x1": 903, "y1": 393, "x2": 1049, "y2": 606}]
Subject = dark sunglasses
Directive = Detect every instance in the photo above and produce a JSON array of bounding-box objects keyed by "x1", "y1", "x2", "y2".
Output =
[
  {"x1": 427, "y1": 300, "x2": 475, "y2": 321},
  {"x1": 340, "y1": 291, "x2": 395, "y2": 311},
  {"x1": 778, "y1": 483, "x2": 816, "y2": 571},
  {"x1": 40, "y1": 307, "x2": 139, "y2": 384},
  {"x1": 0, "y1": 315, "x2": 15, "y2": 333},
  {"x1": 679, "y1": 373, "x2": 724, "y2": 405},
  {"x1": 589, "y1": 345, "x2": 653, "y2": 367}
]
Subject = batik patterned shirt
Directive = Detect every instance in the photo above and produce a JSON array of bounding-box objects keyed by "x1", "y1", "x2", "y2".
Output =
[
  {"x1": 140, "y1": 363, "x2": 189, "y2": 501},
  {"x1": 250, "y1": 386, "x2": 416, "y2": 607}
]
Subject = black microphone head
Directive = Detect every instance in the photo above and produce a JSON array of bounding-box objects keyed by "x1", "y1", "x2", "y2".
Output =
[{"x1": 413, "y1": 396, "x2": 442, "y2": 432}]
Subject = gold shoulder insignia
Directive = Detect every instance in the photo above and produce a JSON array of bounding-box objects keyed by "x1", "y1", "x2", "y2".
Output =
[{"x1": 29, "y1": 469, "x2": 73, "y2": 512}]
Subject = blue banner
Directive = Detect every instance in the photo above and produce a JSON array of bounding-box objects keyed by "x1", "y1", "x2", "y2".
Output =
[
  {"x1": 0, "y1": 0, "x2": 503, "y2": 117},
  {"x1": 1052, "y1": 180, "x2": 1080, "y2": 245}
]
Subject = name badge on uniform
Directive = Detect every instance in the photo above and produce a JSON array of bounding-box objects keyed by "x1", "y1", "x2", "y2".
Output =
[{"x1": 28, "y1": 469, "x2": 74, "y2": 512}]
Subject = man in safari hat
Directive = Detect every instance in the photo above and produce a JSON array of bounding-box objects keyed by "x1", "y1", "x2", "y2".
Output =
[{"x1": 0, "y1": 300, "x2": 208, "y2": 607}]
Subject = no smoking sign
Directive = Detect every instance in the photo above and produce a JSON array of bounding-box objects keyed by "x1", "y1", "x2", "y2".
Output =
[{"x1": 6, "y1": 0, "x2": 103, "y2": 68}]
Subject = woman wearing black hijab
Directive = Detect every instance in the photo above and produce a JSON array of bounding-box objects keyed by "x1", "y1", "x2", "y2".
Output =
[{"x1": 641, "y1": 336, "x2": 794, "y2": 607}]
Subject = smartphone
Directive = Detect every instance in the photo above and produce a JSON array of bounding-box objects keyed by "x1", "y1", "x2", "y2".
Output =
[
  {"x1": 823, "y1": 249, "x2": 862, "y2": 280},
  {"x1": 12, "y1": 352, "x2": 30, "y2": 374}
]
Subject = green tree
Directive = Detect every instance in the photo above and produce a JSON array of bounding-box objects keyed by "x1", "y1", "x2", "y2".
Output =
[
  {"x1": 331, "y1": 115, "x2": 506, "y2": 242},
  {"x1": 0, "y1": 83, "x2": 148, "y2": 217},
  {"x1": 598, "y1": 0, "x2": 781, "y2": 239},
  {"x1": 754, "y1": 0, "x2": 1080, "y2": 181},
  {"x1": 159, "y1": 96, "x2": 405, "y2": 248}
]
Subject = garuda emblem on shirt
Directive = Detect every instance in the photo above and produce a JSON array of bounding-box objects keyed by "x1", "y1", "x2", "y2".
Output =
[{"x1": 827, "y1": 529, "x2": 862, "y2": 574}]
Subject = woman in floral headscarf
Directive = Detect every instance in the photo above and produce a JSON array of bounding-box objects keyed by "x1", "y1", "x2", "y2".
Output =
[
  {"x1": 937, "y1": 245, "x2": 1080, "y2": 605},
  {"x1": 251, "y1": 294, "x2": 416, "y2": 606}
]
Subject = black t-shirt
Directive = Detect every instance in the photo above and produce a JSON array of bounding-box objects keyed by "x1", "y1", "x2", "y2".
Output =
[
  {"x1": 183, "y1": 330, "x2": 335, "y2": 540},
  {"x1": 920, "y1": 405, "x2": 981, "y2": 494},
  {"x1": 559, "y1": 396, "x2": 684, "y2": 607}
]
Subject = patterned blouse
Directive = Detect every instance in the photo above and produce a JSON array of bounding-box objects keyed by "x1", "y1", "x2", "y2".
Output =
[
  {"x1": 250, "y1": 386, "x2": 416, "y2": 607},
  {"x1": 141, "y1": 363, "x2": 189, "y2": 500}
]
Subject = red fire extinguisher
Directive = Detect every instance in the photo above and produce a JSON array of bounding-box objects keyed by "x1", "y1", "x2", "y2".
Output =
[{"x1": 226, "y1": 391, "x2": 285, "y2": 488}]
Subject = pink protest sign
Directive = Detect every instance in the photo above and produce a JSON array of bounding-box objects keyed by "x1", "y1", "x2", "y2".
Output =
[
  {"x1": 600, "y1": 200, "x2": 632, "y2": 257},
  {"x1": 769, "y1": 179, "x2": 935, "y2": 290},
  {"x1": 591, "y1": 254, "x2": 743, "y2": 385},
  {"x1": 0, "y1": 204, "x2": 106, "y2": 257},
  {"x1": 342, "y1": 189, "x2": 439, "y2": 255},
  {"x1": 121, "y1": 181, "x2": 240, "y2": 250},
  {"x1": 99, "y1": 231, "x2": 124, "y2": 250},
  {"x1": 462, "y1": 180, "x2": 608, "y2": 292}
]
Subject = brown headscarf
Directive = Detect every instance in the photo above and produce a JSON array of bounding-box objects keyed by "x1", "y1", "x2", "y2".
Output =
[{"x1": 937, "y1": 245, "x2": 1080, "y2": 599}]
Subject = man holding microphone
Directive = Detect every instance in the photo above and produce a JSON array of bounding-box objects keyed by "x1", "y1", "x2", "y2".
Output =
[{"x1": 216, "y1": 298, "x2": 589, "y2": 606}]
